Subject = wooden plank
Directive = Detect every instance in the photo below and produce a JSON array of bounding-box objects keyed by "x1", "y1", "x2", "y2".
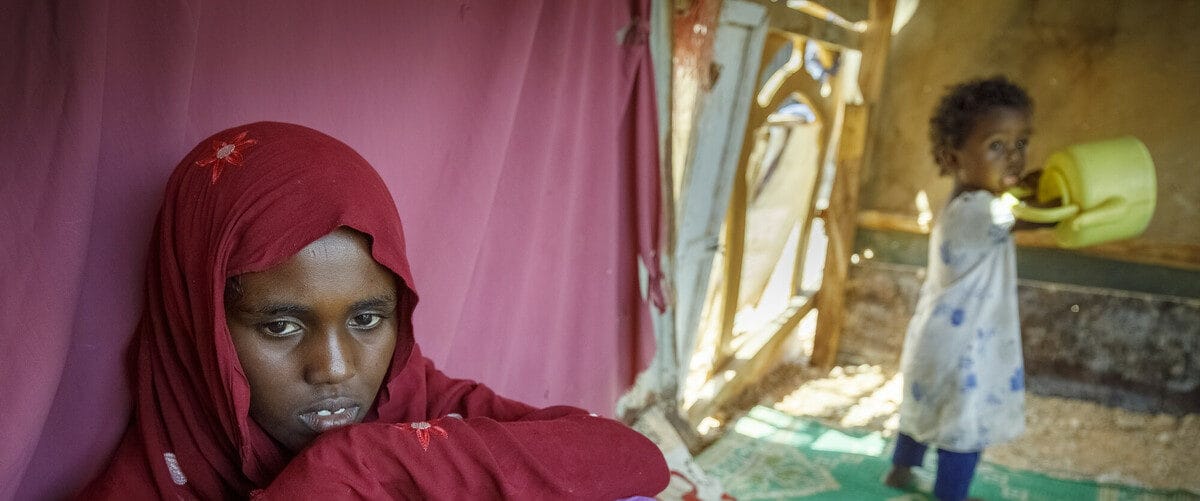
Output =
[
  {"x1": 713, "y1": 144, "x2": 750, "y2": 374},
  {"x1": 856, "y1": 209, "x2": 1200, "y2": 272},
  {"x1": 744, "y1": 34, "x2": 837, "y2": 303},
  {"x1": 755, "y1": 37, "x2": 835, "y2": 128},
  {"x1": 853, "y1": 0, "x2": 894, "y2": 103},
  {"x1": 1016, "y1": 237, "x2": 1200, "y2": 272},
  {"x1": 856, "y1": 209, "x2": 925, "y2": 234},
  {"x1": 789, "y1": 137, "x2": 829, "y2": 296},
  {"x1": 743, "y1": 0, "x2": 863, "y2": 50},
  {"x1": 710, "y1": 32, "x2": 791, "y2": 375},
  {"x1": 716, "y1": 32, "x2": 844, "y2": 372},
  {"x1": 687, "y1": 296, "x2": 817, "y2": 424},
  {"x1": 673, "y1": 0, "x2": 769, "y2": 401},
  {"x1": 758, "y1": 45, "x2": 836, "y2": 299},
  {"x1": 795, "y1": 0, "x2": 871, "y2": 23},
  {"x1": 712, "y1": 32, "x2": 828, "y2": 374},
  {"x1": 790, "y1": 195, "x2": 819, "y2": 294}
]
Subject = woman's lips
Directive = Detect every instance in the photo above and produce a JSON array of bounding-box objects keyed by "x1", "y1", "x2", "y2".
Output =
[{"x1": 298, "y1": 401, "x2": 362, "y2": 433}]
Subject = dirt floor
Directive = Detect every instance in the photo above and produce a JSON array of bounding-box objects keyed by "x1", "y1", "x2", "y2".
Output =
[{"x1": 717, "y1": 362, "x2": 1200, "y2": 495}]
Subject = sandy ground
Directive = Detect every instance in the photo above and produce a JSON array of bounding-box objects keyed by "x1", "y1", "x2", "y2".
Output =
[{"x1": 721, "y1": 362, "x2": 1200, "y2": 494}]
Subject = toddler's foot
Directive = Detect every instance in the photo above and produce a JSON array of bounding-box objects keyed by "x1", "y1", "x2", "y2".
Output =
[{"x1": 883, "y1": 465, "x2": 914, "y2": 489}]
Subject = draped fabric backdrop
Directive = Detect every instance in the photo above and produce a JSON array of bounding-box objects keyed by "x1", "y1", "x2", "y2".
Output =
[{"x1": 0, "y1": 1, "x2": 662, "y2": 498}]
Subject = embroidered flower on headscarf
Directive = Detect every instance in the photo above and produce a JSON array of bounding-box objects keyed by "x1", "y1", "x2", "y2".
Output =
[
  {"x1": 194, "y1": 131, "x2": 258, "y2": 184},
  {"x1": 396, "y1": 419, "x2": 449, "y2": 451}
]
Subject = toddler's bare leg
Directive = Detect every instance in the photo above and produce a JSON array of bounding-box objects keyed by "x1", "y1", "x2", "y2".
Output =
[{"x1": 884, "y1": 465, "x2": 914, "y2": 488}]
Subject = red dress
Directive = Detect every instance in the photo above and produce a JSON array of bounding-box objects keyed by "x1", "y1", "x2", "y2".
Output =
[{"x1": 82, "y1": 122, "x2": 668, "y2": 500}]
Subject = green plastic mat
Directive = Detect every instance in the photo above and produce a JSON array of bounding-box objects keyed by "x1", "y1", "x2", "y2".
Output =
[{"x1": 696, "y1": 406, "x2": 1197, "y2": 500}]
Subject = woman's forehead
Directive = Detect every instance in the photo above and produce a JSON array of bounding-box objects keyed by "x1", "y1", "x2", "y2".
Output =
[{"x1": 232, "y1": 229, "x2": 398, "y2": 305}]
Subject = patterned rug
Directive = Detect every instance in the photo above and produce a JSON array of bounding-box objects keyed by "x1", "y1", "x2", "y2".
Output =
[{"x1": 696, "y1": 406, "x2": 1197, "y2": 500}]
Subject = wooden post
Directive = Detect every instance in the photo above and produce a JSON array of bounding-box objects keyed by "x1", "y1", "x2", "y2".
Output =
[
  {"x1": 810, "y1": 103, "x2": 866, "y2": 368},
  {"x1": 810, "y1": 0, "x2": 894, "y2": 369}
]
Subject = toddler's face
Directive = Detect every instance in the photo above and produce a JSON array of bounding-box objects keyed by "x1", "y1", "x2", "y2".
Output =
[
  {"x1": 225, "y1": 228, "x2": 399, "y2": 453},
  {"x1": 948, "y1": 106, "x2": 1032, "y2": 194}
]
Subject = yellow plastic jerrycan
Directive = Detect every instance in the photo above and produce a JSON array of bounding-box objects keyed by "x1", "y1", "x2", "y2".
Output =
[{"x1": 1007, "y1": 136, "x2": 1156, "y2": 248}]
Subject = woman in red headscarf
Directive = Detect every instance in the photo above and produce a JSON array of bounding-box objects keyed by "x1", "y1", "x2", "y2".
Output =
[{"x1": 82, "y1": 122, "x2": 669, "y2": 499}]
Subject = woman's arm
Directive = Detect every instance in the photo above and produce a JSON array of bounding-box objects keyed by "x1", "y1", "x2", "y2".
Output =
[
  {"x1": 256, "y1": 355, "x2": 669, "y2": 499},
  {"x1": 256, "y1": 412, "x2": 668, "y2": 500}
]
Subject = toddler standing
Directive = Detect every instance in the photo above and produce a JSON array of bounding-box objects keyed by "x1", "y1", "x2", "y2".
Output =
[{"x1": 884, "y1": 76, "x2": 1037, "y2": 501}]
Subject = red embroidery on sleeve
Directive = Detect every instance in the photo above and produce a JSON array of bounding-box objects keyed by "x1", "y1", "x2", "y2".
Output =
[
  {"x1": 396, "y1": 419, "x2": 449, "y2": 451},
  {"x1": 194, "y1": 131, "x2": 258, "y2": 184}
]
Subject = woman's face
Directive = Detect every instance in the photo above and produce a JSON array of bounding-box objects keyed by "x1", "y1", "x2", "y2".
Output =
[{"x1": 225, "y1": 228, "x2": 399, "y2": 453}]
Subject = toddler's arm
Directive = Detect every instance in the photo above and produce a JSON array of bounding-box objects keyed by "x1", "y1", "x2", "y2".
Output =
[{"x1": 1009, "y1": 170, "x2": 1060, "y2": 232}]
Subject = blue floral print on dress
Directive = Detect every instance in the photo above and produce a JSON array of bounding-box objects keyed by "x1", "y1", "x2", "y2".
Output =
[
  {"x1": 962, "y1": 373, "x2": 977, "y2": 393},
  {"x1": 950, "y1": 308, "x2": 965, "y2": 326},
  {"x1": 1010, "y1": 367, "x2": 1024, "y2": 391},
  {"x1": 989, "y1": 225, "x2": 1009, "y2": 244},
  {"x1": 976, "y1": 327, "x2": 996, "y2": 340}
]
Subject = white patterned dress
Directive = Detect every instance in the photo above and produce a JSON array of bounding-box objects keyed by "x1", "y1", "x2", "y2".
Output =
[{"x1": 898, "y1": 190, "x2": 1026, "y2": 452}]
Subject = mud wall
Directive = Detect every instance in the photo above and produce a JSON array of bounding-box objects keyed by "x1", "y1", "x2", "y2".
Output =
[
  {"x1": 860, "y1": 0, "x2": 1200, "y2": 245},
  {"x1": 837, "y1": 261, "x2": 1200, "y2": 414}
]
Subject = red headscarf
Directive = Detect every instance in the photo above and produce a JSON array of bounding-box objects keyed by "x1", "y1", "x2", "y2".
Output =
[{"x1": 84, "y1": 122, "x2": 668, "y2": 499}]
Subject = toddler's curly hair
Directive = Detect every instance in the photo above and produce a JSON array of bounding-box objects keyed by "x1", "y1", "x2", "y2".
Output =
[{"x1": 930, "y1": 76, "x2": 1032, "y2": 176}]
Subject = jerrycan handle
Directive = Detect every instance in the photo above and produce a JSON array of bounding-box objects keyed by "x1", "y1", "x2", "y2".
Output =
[{"x1": 1007, "y1": 170, "x2": 1080, "y2": 223}]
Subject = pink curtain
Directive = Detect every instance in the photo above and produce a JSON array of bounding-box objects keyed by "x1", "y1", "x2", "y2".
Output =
[{"x1": 0, "y1": 1, "x2": 661, "y2": 498}]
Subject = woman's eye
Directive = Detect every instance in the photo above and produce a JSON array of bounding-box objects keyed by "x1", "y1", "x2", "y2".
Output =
[
  {"x1": 351, "y1": 314, "x2": 383, "y2": 329},
  {"x1": 989, "y1": 141, "x2": 1005, "y2": 151},
  {"x1": 260, "y1": 320, "x2": 301, "y2": 337},
  {"x1": 1016, "y1": 139, "x2": 1028, "y2": 150}
]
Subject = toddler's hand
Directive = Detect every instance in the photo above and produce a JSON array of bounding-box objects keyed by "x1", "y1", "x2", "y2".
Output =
[{"x1": 1016, "y1": 169, "x2": 1042, "y2": 194}]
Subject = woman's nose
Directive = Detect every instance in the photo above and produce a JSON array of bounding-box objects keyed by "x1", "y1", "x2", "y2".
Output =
[{"x1": 303, "y1": 329, "x2": 357, "y2": 385}]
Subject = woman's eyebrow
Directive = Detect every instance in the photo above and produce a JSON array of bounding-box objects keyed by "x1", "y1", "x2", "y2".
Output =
[
  {"x1": 351, "y1": 295, "x2": 397, "y2": 311},
  {"x1": 243, "y1": 303, "x2": 310, "y2": 316}
]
